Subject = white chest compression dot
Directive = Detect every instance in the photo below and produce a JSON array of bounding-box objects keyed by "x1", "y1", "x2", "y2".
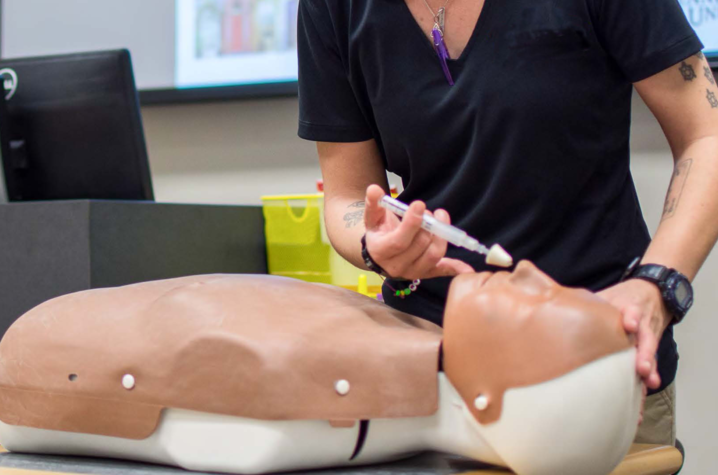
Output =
[
  {"x1": 122, "y1": 374, "x2": 136, "y2": 390},
  {"x1": 335, "y1": 379, "x2": 351, "y2": 396},
  {"x1": 474, "y1": 394, "x2": 489, "y2": 411}
]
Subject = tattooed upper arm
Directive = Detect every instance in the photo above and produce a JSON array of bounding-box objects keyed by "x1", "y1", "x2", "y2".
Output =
[
  {"x1": 709, "y1": 90, "x2": 718, "y2": 109},
  {"x1": 683, "y1": 52, "x2": 718, "y2": 109},
  {"x1": 675, "y1": 53, "x2": 718, "y2": 109},
  {"x1": 705, "y1": 66, "x2": 717, "y2": 86},
  {"x1": 679, "y1": 61, "x2": 697, "y2": 81},
  {"x1": 633, "y1": 52, "x2": 718, "y2": 154}
]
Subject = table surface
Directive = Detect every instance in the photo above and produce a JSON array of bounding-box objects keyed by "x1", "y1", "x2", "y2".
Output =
[{"x1": 0, "y1": 444, "x2": 682, "y2": 475}]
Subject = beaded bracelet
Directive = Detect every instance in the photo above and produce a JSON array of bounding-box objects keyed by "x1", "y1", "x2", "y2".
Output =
[
  {"x1": 383, "y1": 278, "x2": 421, "y2": 299},
  {"x1": 360, "y1": 234, "x2": 421, "y2": 299}
]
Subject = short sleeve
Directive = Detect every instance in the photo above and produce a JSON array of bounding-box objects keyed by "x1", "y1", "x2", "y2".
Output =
[
  {"x1": 297, "y1": 0, "x2": 373, "y2": 142},
  {"x1": 591, "y1": 0, "x2": 704, "y2": 82}
]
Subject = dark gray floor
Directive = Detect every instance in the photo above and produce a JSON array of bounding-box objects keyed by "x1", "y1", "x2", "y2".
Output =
[{"x1": 0, "y1": 451, "x2": 504, "y2": 475}]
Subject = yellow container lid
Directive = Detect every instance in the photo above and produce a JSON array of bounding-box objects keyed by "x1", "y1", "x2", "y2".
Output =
[{"x1": 261, "y1": 193, "x2": 324, "y2": 201}]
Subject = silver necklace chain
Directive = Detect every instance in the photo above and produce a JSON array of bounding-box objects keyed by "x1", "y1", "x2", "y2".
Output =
[{"x1": 420, "y1": 0, "x2": 453, "y2": 33}]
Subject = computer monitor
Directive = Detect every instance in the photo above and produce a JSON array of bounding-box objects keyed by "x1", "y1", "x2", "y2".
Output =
[
  {"x1": 0, "y1": 49, "x2": 153, "y2": 201},
  {"x1": 0, "y1": 89, "x2": 10, "y2": 203}
]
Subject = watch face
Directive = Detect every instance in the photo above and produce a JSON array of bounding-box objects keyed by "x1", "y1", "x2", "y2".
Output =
[
  {"x1": 674, "y1": 280, "x2": 692, "y2": 308},
  {"x1": 667, "y1": 273, "x2": 694, "y2": 320},
  {"x1": 634, "y1": 266, "x2": 693, "y2": 321}
]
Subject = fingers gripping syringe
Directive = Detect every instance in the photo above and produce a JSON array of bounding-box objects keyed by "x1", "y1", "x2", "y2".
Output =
[{"x1": 379, "y1": 195, "x2": 514, "y2": 268}]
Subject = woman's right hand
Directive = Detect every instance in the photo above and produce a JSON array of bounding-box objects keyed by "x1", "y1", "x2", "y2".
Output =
[{"x1": 363, "y1": 184, "x2": 475, "y2": 280}]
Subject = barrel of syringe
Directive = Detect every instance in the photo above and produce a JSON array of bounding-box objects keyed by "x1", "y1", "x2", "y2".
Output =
[
  {"x1": 379, "y1": 196, "x2": 481, "y2": 251},
  {"x1": 422, "y1": 214, "x2": 481, "y2": 251}
]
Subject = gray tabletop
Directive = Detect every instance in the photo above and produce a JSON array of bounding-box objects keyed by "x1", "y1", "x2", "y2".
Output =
[{"x1": 0, "y1": 451, "x2": 506, "y2": 475}]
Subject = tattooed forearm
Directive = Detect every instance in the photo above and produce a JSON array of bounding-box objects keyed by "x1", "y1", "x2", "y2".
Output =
[
  {"x1": 344, "y1": 211, "x2": 364, "y2": 227},
  {"x1": 343, "y1": 201, "x2": 365, "y2": 228},
  {"x1": 707, "y1": 67, "x2": 717, "y2": 86},
  {"x1": 679, "y1": 61, "x2": 697, "y2": 81},
  {"x1": 708, "y1": 90, "x2": 718, "y2": 109},
  {"x1": 662, "y1": 159, "x2": 693, "y2": 221}
]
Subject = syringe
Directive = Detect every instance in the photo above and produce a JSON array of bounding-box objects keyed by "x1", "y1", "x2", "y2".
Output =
[{"x1": 379, "y1": 195, "x2": 513, "y2": 268}]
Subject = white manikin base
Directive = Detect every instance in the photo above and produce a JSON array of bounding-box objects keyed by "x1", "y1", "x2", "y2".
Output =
[{"x1": 0, "y1": 349, "x2": 640, "y2": 475}]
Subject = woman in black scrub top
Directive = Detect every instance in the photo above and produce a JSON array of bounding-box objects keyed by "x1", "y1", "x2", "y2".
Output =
[{"x1": 297, "y1": 0, "x2": 718, "y2": 445}]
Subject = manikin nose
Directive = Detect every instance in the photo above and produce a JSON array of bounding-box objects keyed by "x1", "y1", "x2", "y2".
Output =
[{"x1": 507, "y1": 261, "x2": 555, "y2": 296}]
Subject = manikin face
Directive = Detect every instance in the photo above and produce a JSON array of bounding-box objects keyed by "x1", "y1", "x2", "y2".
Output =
[
  {"x1": 443, "y1": 261, "x2": 641, "y2": 475},
  {"x1": 443, "y1": 260, "x2": 633, "y2": 424},
  {"x1": 450, "y1": 259, "x2": 621, "y2": 330}
]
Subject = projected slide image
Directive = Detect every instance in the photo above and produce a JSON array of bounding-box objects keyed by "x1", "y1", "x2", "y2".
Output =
[
  {"x1": 177, "y1": 0, "x2": 299, "y2": 88},
  {"x1": 176, "y1": 0, "x2": 714, "y2": 93},
  {"x1": 679, "y1": 0, "x2": 718, "y2": 54},
  {"x1": 195, "y1": 0, "x2": 298, "y2": 58}
]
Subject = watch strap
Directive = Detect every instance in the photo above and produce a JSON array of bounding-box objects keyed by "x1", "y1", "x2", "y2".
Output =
[
  {"x1": 622, "y1": 258, "x2": 693, "y2": 324},
  {"x1": 631, "y1": 264, "x2": 672, "y2": 284}
]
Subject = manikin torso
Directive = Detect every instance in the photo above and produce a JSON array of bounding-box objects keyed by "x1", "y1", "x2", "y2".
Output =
[{"x1": 0, "y1": 261, "x2": 641, "y2": 475}]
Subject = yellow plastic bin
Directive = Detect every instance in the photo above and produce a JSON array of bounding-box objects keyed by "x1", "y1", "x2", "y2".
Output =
[{"x1": 261, "y1": 193, "x2": 383, "y2": 296}]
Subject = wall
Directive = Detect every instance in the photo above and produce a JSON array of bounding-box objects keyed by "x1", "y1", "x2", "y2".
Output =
[
  {"x1": 630, "y1": 95, "x2": 717, "y2": 475},
  {"x1": 143, "y1": 97, "x2": 322, "y2": 204},
  {"x1": 142, "y1": 94, "x2": 716, "y2": 474}
]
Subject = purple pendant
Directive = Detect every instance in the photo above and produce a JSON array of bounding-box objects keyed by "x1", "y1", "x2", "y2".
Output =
[{"x1": 431, "y1": 25, "x2": 454, "y2": 86}]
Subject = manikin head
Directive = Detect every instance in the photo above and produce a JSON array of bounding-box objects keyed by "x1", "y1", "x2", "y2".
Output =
[{"x1": 442, "y1": 260, "x2": 642, "y2": 475}]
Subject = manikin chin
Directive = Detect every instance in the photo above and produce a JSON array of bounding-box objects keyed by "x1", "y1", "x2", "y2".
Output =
[{"x1": 0, "y1": 261, "x2": 641, "y2": 475}]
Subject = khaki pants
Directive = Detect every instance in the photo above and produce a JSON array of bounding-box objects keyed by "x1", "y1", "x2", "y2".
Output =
[{"x1": 634, "y1": 382, "x2": 676, "y2": 446}]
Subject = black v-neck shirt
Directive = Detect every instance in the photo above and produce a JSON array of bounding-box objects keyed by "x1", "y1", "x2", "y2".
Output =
[{"x1": 297, "y1": 0, "x2": 702, "y2": 393}]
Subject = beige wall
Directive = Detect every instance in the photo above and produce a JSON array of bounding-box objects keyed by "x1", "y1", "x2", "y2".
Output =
[
  {"x1": 142, "y1": 98, "x2": 322, "y2": 204},
  {"x1": 142, "y1": 94, "x2": 716, "y2": 474},
  {"x1": 629, "y1": 95, "x2": 717, "y2": 475}
]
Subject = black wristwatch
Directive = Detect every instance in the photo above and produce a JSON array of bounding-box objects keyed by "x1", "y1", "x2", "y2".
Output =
[{"x1": 620, "y1": 257, "x2": 694, "y2": 324}]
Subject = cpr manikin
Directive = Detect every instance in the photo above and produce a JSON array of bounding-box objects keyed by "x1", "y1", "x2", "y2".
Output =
[{"x1": 0, "y1": 261, "x2": 641, "y2": 475}]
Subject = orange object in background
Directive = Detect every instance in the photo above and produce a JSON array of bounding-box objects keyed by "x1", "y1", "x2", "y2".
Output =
[
  {"x1": 315, "y1": 179, "x2": 398, "y2": 197},
  {"x1": 222, "y1": 0, "x2": 252, "y2": 54}
]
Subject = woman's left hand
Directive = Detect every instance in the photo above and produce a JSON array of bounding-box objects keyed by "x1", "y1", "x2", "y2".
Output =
[{"x1": 597, "y1": 279, "x2": 673, "y2": 390}]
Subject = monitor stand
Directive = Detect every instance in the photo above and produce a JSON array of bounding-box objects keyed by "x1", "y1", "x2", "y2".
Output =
[
  {"x1": 0, "y1": 82, "x2": 9, "y2": 203},
  {"x1": 0, "y1": 157, "x2": 7, "y2": 203}
]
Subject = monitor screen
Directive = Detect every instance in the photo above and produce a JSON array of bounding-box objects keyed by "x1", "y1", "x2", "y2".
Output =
[
  {"x1": 0, "y1": 1, "x2": 715, "y2": 105},
  {"x1": 176, "y1": 0, "x2": 298, "y2": 91},
  {"x1": 0, "y1": 90, "x2": 10, "y2": 203},
  {"x1": 0, "y1": 50, "x2": 154, "y2": 201},
  {"x1": 0, "y1": 0, "x2": 299, "y2": 104},
  {"x1": 679, "y1": 0, "x2": 718, "y2": 59}
]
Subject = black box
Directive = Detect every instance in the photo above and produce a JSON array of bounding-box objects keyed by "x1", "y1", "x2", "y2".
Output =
[{"x1": 0, "y1": 200, "x2": 267, "y2": 335}]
